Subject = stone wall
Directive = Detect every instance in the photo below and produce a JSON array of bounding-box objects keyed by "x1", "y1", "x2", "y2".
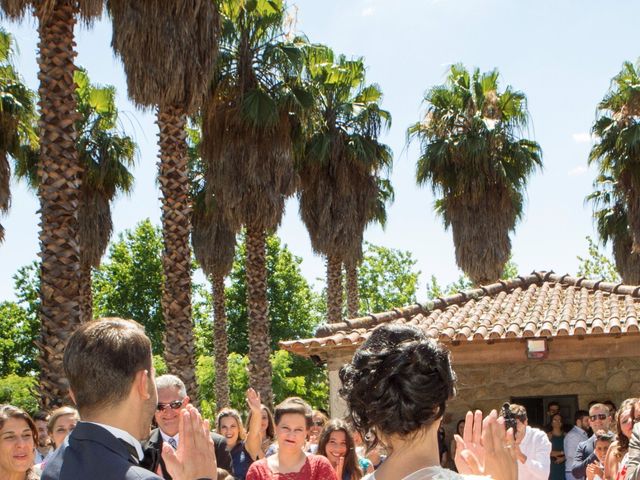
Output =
[{"x1": 327, "y1": 352, "x2": 640, "y2": 433}]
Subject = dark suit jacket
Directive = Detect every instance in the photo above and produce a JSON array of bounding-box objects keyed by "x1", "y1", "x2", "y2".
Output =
[
  {"x1": 142, "y1": 427, "x2": 232, "y2": 478},
  {"x1": 571, "y1": 434, "x2": 597, "y2": 479},
  {"x1": 42, "y1": 421, "x2": 161, "y2": 480}
]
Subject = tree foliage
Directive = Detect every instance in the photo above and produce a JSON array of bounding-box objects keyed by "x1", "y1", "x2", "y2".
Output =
[
  {"x1": 576, "y1": 236, "x2": 620, "y2": 282},
  {"x1": 93, "y1": 219, "x2": 165, "y2": 353},
  {"x1": 357, "y1": 242, "x2": 419, "y2": 313}
]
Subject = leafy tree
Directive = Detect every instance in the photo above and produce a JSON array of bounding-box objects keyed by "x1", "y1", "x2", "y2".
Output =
[
  {"x1": 93, "y1": 220, "x2": 165, "y2": 353},
  {"x1": 0, "y1": 374, "x2": 38, "y2": 413},
  {"x1": 589, "y1": 59, "x2": 640, "y2": 252},
  {"x1": 408, "y1": 64, "x2": 542, "y2": 285},
  {"x1": 577, "y1": 236, "x2": 620, "y2": 282},
  {"x1": 223, "y1": 233, "x2": 322, "y2": 355},
  {"x1": 357, "y1": 243, "x2": 419, "y2": 313},
  {"x1": 196, "y1": 351, "x2": 328, "y2": 421},
  {"x1": 0, "y1": 302, "x2": 37, "y2": 376},
  {"x1": 0, "y1": 27, "x2": 37, "y2": 244}
]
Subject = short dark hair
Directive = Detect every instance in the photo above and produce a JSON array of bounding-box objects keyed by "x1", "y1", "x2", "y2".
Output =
[
  {"x1": 339, "y1": 324, "x2": 456, "y2": 450},
  {"x1": 0, "y1": 404, "x2": 38, "y2": 446},
  {"x1": 548, "y1": 402, "x2": 560, "y2": 410},
  {"x1": 595, "y1": 430, "x2": 614, "y2": 443},
  {"x1": 32, "y1": 410, "x2": 50, "y2": 423},
  {"x1": 63, "y1": 318, "x2": 152, "y2": 415},
  {"x1": 274, "y1": 397, "x2": 313, "y2": 429},
  {"x1": 574, "y1": 409, "x2": 589, "y2": 423}
]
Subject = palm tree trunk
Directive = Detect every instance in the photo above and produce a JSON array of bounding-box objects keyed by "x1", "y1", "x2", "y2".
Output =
[
  {"x1": 345, "y1": 261, "x2": 359, "y2": 318},
  {"x1": 78, "y1": 264, "x2": 93, "y2": 322},
  {"x1": 211, "y1": 273, "x2": 230, "y2": 410},
  {"x1": 245, "y1": 223, "x2": 273, "y2": 409},
  {"x1": 157, "y1": 105, "x2": 197, "y2": 404},
  {"x1": 0, "y1": 151, "x2": 9, "y2": 243},
  {"x1": 36, "y1": 1, "x2": 82, "y2": 408},
  {"x1": 326, "y1": 255, "x2": 343, "y2": 323}
]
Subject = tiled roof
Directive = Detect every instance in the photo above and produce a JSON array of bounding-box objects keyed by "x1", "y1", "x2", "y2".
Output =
[{"x1": 279, "y1": 271, "x2": 640, "y2": 357}]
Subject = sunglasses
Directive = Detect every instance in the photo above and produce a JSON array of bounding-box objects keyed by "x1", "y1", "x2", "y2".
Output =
[
  {"x1": 312, "y1": 421, "x2": 325, "y2": 427},
  {"x1": 590, "y1": 414, "x2": 608, "y2": 421},
  {"x1": 156, "y1": 400, "x2": 184, "y2": 412}
]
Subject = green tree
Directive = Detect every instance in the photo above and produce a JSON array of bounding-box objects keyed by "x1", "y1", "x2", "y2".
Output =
[
  {"x1": 298, "y1": 45, "x2": 392, "y2": 324},
  {"x1": 0, "y1": 27, "x2": 37, "y2": 243},
  {"x1": 577, "y1": 236, "x2": 620, "y2": 283},
  {"x1": 224, "y1": 233, "x2": 322, "y2": 355},
  {"x1": 93, "y1": 220, "x2": 165, "y2": 353},
  {"x1": 0, "y1": 302, "x2": 37, "y2": 376},
  {"x1": 202, "y1": 0, "x2": 309, "y2": 407},
  {"x1": 357, "y1": 243, "x2": 419, "y2": 313},
  {"x1": 589, "y1": 59, "x2": 640, "y2": 252},
  {"x1": 0, "y1": 374, "x2": 38, "y2": 413},
  {"x1": 408, "y1": 64, "x2": 542, "y2": 285},
  {"x1": 196, "y1": 350, "x2": 328, "y2": 421},
  {"x1": 107, "y1": 0, "x2": 219, "y2": 401}
]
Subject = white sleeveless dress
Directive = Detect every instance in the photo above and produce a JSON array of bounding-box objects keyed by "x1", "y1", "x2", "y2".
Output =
[{"x1": 363, "y1": 466, "x2": 487, "y2": 480}]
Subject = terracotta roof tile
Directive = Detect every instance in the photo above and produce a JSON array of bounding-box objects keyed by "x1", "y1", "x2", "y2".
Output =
[{"x1": 280, "y1": 271, "x2": 640, "y2": 356}]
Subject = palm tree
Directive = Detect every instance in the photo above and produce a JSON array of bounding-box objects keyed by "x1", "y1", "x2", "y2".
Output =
[
  {"x1": 15, "y1": 69, "x2": 136, "y2": 323},
  {"x1": 1, "y1": 0, "x2": 103, "y2": 407},
  {"x1": 107, "y1": 0, "x2": 219, "y2": 400},
  {"x1": 590, "y1": 60, "x2": 640, "y2": 252},
  {"x1": 0, "y1": 27, "x2": 37, "y2": 244},
  {"x1": 298, "y1": 46, "x2": 392, "y2": 323},
  {"x1": 408, "y1": 64, "x2": 542, "y2": 285},
  {"x1": 201, "y1": 0, "x2": 307, "y2": 406},
  {"x1": 189, "y1": 125, "x2": 236, "y2": 410},
  {"x1": 587, "y1": 175, "x2": 640, "y2": 284},
  {"x1": 344, "y1": 176, "x2": 394, "y2": 318}
]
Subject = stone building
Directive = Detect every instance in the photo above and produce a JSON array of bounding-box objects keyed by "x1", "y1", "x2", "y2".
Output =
[{"x1": 280, "y1": 271, "x2": 640, "y2": 430}]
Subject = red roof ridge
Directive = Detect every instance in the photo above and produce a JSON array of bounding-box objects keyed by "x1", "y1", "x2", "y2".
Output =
[{"x1": 311, "y1": 270, "x2": 640, "y2": 339}]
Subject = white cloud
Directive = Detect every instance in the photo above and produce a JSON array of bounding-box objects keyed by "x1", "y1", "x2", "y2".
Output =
[
  {"x1": 568, "y1": 166, "x2": 588, "y2": 177},
  {"x1": 361, "y1": 7, "x2": 375, "y2": 16},
  {"x1": 572, "y1": 132, "x2": 592, "y2": 143}
]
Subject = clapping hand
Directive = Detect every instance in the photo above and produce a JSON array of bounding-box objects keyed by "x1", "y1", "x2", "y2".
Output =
[
  {"x1": 162, "y1": 404, "x2": 217, "y2": 480},
  {"x1": 454, "y1": 409, "x2": 517, "y2": 480}
]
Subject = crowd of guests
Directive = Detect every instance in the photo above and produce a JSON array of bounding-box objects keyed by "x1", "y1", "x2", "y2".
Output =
[{"x1": 1, "y1": 317, "x2": 639, "y2": 480}]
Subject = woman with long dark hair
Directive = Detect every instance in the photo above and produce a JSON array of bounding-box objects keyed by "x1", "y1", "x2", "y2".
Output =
[
  {"x1": 0, "y1": 405, "x2": 39, "y2": 480},
  {"x1": 604, "y1": 398, "x2": 638, "y2": 480},
  {"x1": 317, "y1": 419, "x2": 368, "y2": 480}
]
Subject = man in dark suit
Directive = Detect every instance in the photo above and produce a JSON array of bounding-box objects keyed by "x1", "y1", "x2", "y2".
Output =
[
  {"x1": 42, "y1": 318, "x2": 217, "y2": 480},
  {"x1": 143, "y1": 374, "x2": 232, "y2": 477},
  {"x1": 571, "y1": 403, "x2": 612, "y2": 480}
]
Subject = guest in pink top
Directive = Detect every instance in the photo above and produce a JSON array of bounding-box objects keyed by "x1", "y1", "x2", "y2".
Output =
[{"x1": 246, "y1": 397, "x2": 337, "y2": 480}]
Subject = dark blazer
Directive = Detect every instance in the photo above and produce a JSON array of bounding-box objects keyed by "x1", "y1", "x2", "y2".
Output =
[
  {"x1": 571, "y1": 434, "x2": 597, "y2": 480},
  {"x1": 42, "y1": 421, "x2": 161, "y2": 480},
  {"x1": 142, "y1": 427, "x2": 233, "y2": 478}
]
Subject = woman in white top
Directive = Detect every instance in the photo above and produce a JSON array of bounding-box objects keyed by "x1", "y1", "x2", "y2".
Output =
[{"x1": 339, "y1": 324, "x2": 517, "y2": 480}]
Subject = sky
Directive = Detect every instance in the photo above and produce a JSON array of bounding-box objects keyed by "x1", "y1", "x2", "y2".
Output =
[{"x1": 1, "y1": 0, "x2": 639, "y2": 303}]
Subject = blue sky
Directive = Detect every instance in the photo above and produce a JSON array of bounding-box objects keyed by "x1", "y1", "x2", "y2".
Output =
[{"x1": 1, "y1": 0, "x2": 639, "y2": 302}]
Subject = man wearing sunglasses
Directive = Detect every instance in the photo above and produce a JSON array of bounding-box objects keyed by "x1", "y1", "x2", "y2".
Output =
[
  {"x1": 571, "y1": 403, "x2": 612, "y2": 480},
  {"x1": 143, "y1": 375, "x2": 233, "y2": 477}
]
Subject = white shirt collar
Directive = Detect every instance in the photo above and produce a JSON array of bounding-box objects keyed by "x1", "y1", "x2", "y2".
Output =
[
  {"x1": 160, "y1": 430, "x2": 179, "y2": 446},
  {"x1": 86, "y1": 422, "x2": 144, "y2": 461}
]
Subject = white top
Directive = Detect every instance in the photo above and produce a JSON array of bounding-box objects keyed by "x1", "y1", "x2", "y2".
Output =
[
  {"x1": 363, "y1": 466, "x2": 486, "y2": 480},
  {"x1": 564, "y1": 426, "x2": 588, "y2": 473},
  {"x1": 518, "y1": 425, "x2": 552, "y2": 480},
  {"x1": 86, "y1": 421, "x2": 144, "y2": 461}
]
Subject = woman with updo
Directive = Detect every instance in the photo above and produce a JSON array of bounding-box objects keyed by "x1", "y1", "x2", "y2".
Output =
[{"x1": 339, "y1": 324, "x2": 517, "y2": 480}]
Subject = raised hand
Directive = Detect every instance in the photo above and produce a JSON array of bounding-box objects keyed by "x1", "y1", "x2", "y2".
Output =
[
  {"x1": 246, "y1": 388, "x2": 262, "y2": 413},
  {"x1": 454, "y1": 409, "x2": 517, "y2": 480},
  {"x1": 162, "y1": 404, "x2": 217, "y2": 480}
]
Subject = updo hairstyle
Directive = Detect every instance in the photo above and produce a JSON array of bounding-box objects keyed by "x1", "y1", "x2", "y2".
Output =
[{"x1": 339, "y1": 324, "x2": 456, "y2": 449}]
